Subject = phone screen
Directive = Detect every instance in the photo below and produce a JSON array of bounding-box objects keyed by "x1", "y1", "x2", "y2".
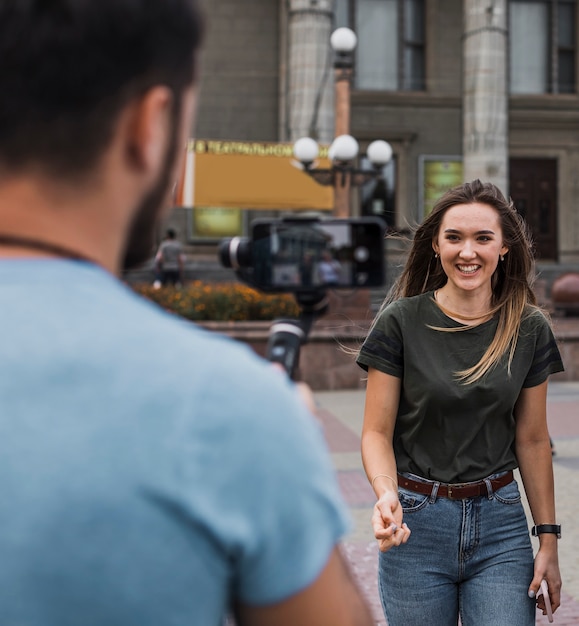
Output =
[{"x1": 250, "y1": 218, "x2": 385, "y2": 292}]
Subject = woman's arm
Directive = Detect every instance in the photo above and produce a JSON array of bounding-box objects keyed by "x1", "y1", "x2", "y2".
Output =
[
  {"x1": 361, "y1": 367, "x2": 410, "y2": 551},
  {"x1": 514, "y1": 380, "x2": 561, "y2": 614}
]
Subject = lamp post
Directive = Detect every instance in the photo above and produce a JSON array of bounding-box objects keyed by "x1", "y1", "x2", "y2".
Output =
[
  {"x1": 332, "y1": 27, "x2": 357, "y2": 139},
  {"x1": 293, "y1": 28, "x2": 393, "y2": 218}
]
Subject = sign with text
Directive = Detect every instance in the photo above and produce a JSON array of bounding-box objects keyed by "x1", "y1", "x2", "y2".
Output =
[{"x1": 175, "y1": 140, "x2": 334, "y2": 211}]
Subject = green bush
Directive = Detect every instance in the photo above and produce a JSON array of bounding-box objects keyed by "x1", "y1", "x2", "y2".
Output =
[{"x1": 131, "y1": 281, "x2": 300, "y2": 322}]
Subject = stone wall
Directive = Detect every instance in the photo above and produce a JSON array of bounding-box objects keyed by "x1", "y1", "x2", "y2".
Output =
[{"x1": 551, "y1": 317, "x2": 579, "y2": 383}]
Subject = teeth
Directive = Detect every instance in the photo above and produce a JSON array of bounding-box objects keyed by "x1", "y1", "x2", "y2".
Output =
[{"x1": 457, "y1": 265, "x2": 479, "y2": 274}]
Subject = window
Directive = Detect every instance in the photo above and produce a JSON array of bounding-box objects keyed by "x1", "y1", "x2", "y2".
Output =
[
  {"x1": 335, "y1": 0, "x2": 425, "y2": 91},
  {"x1": 360, "y1": 157, "x2": 397, "y2": 230},
  {"x1": 402, "y1": 0, "x2": 426, "y2": 90},
  {"x1": 510, "y1": 0, "x2": 576, "y2": 94}
]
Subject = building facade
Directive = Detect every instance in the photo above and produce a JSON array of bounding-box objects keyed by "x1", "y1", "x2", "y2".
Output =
[{"x1": 171, "y1": 0, "x2": 579, "y2": 285}]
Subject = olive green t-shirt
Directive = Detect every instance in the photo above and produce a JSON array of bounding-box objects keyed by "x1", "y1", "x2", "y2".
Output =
[{"x1": 357, "y1": 292, "x2": 564, "y2": 483}]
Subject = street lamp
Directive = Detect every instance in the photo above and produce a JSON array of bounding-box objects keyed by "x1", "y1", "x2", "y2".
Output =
[
  {"x1": 293, "y1": 28, "x2": 393, "y2": 218},
  {"x1": 294, "y1": 135, "x2": 392, "y2": 187}
]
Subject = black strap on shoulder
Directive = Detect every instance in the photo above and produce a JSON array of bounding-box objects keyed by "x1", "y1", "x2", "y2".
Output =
[{"x1": 0, "y1": 234, "x2": 95, "y2": 264}]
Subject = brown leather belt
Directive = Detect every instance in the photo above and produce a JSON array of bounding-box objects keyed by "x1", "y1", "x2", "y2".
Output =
[{"x1": 397, "y1": 470, "x2": 514, "y2": 500}]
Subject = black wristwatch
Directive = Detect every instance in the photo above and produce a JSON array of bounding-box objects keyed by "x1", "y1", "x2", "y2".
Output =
[{"x1": 531, "y1": 524, "x2": 561, "y2": 539}]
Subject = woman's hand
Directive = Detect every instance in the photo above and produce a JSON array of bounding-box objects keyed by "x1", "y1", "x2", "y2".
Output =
[
  {"x1": 371, "y1": 489, "x2": 411, "y2": 552},
  {"x1": 528, "y1": 541, "x2": 561, "y2": 616}
]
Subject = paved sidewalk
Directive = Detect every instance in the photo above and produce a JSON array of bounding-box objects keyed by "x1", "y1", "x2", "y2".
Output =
[{"x1": 315, "y1": 382, "x2": 579, "y2": 626}]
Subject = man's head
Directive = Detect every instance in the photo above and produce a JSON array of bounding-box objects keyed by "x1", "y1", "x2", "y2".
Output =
[
  {"x1": 0, "y1": 0, "x2": 203, "y2": 178},
  {"x1": 0, "y1": 0, "x2": 204, "y2": 269}
]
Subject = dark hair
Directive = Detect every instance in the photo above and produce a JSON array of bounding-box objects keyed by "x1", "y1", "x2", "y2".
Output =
[{"x1": 0, "y1": 0, "x2": 204, "y2": 178}]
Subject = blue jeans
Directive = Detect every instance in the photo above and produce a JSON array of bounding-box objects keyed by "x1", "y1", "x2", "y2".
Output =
[{"x1": 378, "y1": 473, "x2": 535, "y2": 626}]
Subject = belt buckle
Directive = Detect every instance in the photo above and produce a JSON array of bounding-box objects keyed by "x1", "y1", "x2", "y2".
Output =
[
  {"x1": 446, "y1": 482, "x2": 468, "y2": 500},
  {"x1": 446, "y1": 480, "x2": 485, "y2": 500}
]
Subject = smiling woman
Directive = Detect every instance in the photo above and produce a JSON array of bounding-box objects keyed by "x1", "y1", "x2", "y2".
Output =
[
  {"x1": 356, "y1": 179, "x2": 564, "y2": 626},
  {"x1": 432, "y1": 202, "x2": 509, "y2": 324}
]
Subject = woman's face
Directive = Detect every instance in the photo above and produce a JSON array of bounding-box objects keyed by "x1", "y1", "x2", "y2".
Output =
[{"x1": 433, "y1": 202, "x2": 509, "y2": 296}]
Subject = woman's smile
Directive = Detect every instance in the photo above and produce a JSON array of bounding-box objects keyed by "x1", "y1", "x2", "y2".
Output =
[{"x1": 434, "y1": 202, "x2": 508, "y2": 297}]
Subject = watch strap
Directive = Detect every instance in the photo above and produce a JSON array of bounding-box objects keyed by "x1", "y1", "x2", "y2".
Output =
[{"x1": 531, "y1": 524, "x2": 561, "y2": 538}]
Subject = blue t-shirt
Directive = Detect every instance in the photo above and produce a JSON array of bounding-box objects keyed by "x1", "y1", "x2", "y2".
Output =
[{"x1": 0, "y1": 260, "x2": 349, "y2": 625}]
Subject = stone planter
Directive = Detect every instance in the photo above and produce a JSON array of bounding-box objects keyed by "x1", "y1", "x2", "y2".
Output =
[
  {"x1": 550, "y1": 317, "x2": 579, "y2": 383},
  {"x1": 551, "y1": 272, "x2": 579, "y2": 316},
  {"x1": 199, "y1": 318, "x2": 370, "y2": 390}
]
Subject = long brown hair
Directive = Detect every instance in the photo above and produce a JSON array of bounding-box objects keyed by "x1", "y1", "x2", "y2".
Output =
[{"x1": 382, "y1": 179, "x2": 540, "y2": 383}]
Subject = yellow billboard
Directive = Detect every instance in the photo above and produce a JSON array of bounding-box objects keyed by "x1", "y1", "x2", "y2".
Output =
[
  {"x1": 175, "y1": 140, "x2": 334, "y2": 211},
  {"x1": 422, "y1": 159, "x2": 463, "y2": 217},
  {"x1": 192, "y1": 208, "x2": 243, "y2": 238}
]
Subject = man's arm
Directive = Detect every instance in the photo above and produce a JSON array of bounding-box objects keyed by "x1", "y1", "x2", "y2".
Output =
[{"x1": 234, "y1": 546, "x2": 374, "y2": 626}]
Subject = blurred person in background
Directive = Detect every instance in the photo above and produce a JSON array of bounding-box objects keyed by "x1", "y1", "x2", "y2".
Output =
[{"x1": 155, "y1": 227, "x2": 185, "y2": 286}]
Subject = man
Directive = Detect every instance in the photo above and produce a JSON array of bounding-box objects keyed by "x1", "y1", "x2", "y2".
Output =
[
  {"x1": 0, "y1": 2, "x2": 373, "y2": 625},
  {"x1": 155, "y1": 228, "x2": 185, "y2": 286}
]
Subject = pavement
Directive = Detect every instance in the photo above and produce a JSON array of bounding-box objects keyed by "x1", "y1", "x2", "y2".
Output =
[{"x1": 314, "y1": 381, "x2": 579, "y2": 626}]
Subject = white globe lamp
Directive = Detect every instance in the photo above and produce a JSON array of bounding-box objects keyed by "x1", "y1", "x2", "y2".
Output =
[
  {"x1": 293, "y1": 137, "x2": 320, "y2": 166},
  {"x1": 366, "y1": 140, "x2": 393, "y2": 167},
  {"x1": 330, "y1": 27, "x2": 358, "y2": 53},
  {"x1": 330, "y1": 134, "x2": 359, "y2": 162}
]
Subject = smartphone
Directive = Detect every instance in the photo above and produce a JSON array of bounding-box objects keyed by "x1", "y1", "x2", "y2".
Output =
[
  {"x1": 539, "y1": 579, "x2": 554, "y2": 623},
  {"x1": 250, "y1": 217, "x2": 385, "y2": 292}
]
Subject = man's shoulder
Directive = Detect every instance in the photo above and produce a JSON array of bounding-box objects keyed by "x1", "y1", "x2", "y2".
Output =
[
  {"x1": 33, "y1": 263, "x2": 260, "y2": 377},
  {"x1": 104, "y1": 280, "x2": 289, "y2": 401},
  {"x1": 28, "y1": 264, "x2": 299, "y2": 422},
  {"x1": 101, "y1": 280, "x2": 263, "y2": 370}
]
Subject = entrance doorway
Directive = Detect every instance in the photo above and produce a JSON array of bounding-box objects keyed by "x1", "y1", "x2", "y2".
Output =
[{"x1": 509, "y1": 159, "x2": 558, "y2": 261}]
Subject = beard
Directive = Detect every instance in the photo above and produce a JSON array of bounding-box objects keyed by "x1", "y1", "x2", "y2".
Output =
[{"x1": 122, "y1": 108, "x2": 180, "y2": 272}]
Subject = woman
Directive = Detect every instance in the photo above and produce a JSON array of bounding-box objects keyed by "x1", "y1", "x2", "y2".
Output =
[{"x1": 357, "y1": 180, "x2": 563, "y2": 625}]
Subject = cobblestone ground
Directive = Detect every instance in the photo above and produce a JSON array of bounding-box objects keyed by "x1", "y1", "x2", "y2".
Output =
[{"x1": 315, "y1": 382, "x2": 579, "y2": 626}]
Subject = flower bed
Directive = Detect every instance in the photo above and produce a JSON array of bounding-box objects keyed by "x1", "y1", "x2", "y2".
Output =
[{"x1": 131, "y1": 281, "x2": 300, "y2": 322}]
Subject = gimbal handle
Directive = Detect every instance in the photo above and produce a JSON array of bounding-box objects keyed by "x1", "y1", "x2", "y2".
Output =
[{"x1": 265, "y1": 292, "x2": 329, "y2": 379}]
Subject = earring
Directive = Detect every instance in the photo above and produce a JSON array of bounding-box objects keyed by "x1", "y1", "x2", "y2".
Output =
[
  {"x1": 434, "y1": 252, "x2": 439, "y2": 259},
  {"x1": 500, "y1": 255, "x2": 505, "y2": 262}
]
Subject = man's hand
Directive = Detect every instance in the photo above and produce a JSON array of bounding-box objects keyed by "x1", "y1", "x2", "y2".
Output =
[{"x1": 270, "y1": 363, "x2": 318, "y2": 415}]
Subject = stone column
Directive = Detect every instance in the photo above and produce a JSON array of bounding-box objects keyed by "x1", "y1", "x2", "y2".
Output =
[
  {"x1": 463, "y1": 0, "x2": 509, "y2": 195},
  {"x1": 287, "y1": 0, "x2": 334, "y2": 143}
]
